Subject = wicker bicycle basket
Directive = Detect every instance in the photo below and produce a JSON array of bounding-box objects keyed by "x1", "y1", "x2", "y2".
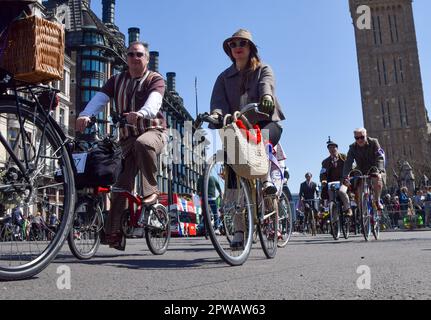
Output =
[{"x1": 0, "y1": 15, "x2": 65, "y2": 84}]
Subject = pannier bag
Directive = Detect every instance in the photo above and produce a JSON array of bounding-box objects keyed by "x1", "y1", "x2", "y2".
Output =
[{"x1": 57, "y1": 139, "x2": 123, "y2": 189}]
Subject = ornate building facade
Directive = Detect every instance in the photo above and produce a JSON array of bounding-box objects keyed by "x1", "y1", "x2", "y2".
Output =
[{"x1": 41, "y1": 0, "x2": 204, "y2": 195}]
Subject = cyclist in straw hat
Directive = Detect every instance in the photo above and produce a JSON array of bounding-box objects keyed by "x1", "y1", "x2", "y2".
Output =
[{"x1": 209, "y1": 29, "x2": 286, "y2": 248}]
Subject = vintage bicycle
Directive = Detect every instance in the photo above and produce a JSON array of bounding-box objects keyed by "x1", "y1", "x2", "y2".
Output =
[{"x1": 195, "y1": 104, "x2": 281, "y2": 266}]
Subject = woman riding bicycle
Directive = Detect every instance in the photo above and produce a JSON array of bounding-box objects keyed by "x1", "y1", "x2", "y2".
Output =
[{"x1": 209, "y1": 29, "x2": 285, "y2": 248}]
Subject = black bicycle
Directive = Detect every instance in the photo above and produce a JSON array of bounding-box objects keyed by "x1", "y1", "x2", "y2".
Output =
[{"x1": 0, "y1": 68, "x2": 75, "y2": 280}]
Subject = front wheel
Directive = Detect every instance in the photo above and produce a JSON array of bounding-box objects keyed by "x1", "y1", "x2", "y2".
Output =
[
  {"x1": 67, "y1": 196, "x2": 102, "y2": 260},
  {"x1": 341, "y1": 215, "x2": 351, "y2": 240},
  {"x1": 360, "y1": 193, "x2": 372, "y2": 242},
  {"x1": 203, "y1": 154, "x2": 253, "y2": 266},
  {"x1": 372, "y1": 210, "x2": 380, "y2": 240},
  {"x1": 145, "y1": 204, "x2": 171, "y2": 255}
]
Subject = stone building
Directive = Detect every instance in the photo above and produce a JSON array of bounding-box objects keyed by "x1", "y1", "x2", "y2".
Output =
[{"x1": 349, "y1": 0, "x2": 430, "y2": 187}]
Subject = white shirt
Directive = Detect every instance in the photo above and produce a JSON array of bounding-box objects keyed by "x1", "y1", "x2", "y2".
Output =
[{"x1": 79, "y1": 91, "x2": 163, "y2": 119}]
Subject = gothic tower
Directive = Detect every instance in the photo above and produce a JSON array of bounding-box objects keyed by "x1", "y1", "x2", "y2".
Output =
[{"x1": 349, "y1": 0, "x2": 430, "y2": 187}]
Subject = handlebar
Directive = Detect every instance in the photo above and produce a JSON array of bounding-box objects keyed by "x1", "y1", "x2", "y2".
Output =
[{"x1": 195, "y1": 103, "x2": 270, "y2": 129}]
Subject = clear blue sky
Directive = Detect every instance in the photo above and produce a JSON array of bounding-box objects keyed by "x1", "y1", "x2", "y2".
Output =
[{"x1": 92, "y1": 0, "x2": 431, "y2": 193}]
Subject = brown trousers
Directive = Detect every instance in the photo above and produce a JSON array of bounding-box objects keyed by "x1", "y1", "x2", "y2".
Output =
[{"x1": 105, "y1": 129, "x2": 167, "y2": 235}]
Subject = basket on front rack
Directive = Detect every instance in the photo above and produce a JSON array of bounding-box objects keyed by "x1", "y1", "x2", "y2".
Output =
[{"x1": 0, "y1": 15, "x2": 65, "y2": 84}]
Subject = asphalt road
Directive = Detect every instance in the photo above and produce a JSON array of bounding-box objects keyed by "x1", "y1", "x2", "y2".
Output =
[{"x1": 1, "y1": 230, "x2": 430, "y2": 300}]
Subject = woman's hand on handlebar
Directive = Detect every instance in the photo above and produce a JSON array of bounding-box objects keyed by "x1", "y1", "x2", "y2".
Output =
[
  {"x1": 259, "y1": 95, "x2": 275, "y2": 115},
  {"x1": 76, "y1": 116, "x2": 91, "y2": 133}
]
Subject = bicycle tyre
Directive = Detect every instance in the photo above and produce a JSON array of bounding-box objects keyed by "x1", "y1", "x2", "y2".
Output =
[
  {"x1": 203, "y1": 154, "x2": 253, "y2": 266},
  {"x1": 67, "y1": 196, "x2": 102, "y2": 260},
  {"x1": 0, "y1": 101, "x2": 75, "y2": 281},
  {"x1": 359, "y1": 191, "x2": 371, "y2": 242},
  {"x1": 278, "y1": 190, "x2": 293, "y2": 248},
  {"x1": 372, "y1": 211, "x2": 380, "y2": 240},
  {"x1": 329, "y1": 201, "x2": 341, "y2": 240},
  {"x1": 342, "y1": 215, "x2": 350, "y2": 240},
  {"x1": 257, "y1": 196, "x2": 278, "y2": 259},
  {"x1": 145, "y1": 204, "x2": 171, "y2": 255}
]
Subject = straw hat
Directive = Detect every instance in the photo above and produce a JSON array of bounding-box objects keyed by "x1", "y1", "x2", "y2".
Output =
[{"x1": 223, "y1": 29, "x2": 258, "y2": 57}]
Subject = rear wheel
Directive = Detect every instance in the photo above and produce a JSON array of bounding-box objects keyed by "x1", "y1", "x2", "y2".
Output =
[
  {"x1": 329, "y1": 202, "x2": 341, "y2": 240},
  {"x1": 257, "y1": 195, "x2": 278, "y2": 259},
  {"x1": 277, "y1": 190, "x2": 292, "y2": 248},
  {"x1": 0, "y1": 101, "x2": 75, "y2": 280},
  {"x1": 145, "y1": 204, "x2": 171, "y2": 255}
]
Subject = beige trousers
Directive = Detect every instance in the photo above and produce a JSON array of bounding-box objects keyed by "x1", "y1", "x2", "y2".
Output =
[{"x1": 105, "y1": 129, "x2": 167, "y2": 235}]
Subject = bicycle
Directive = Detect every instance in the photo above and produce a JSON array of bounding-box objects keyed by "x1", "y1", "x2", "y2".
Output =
[
  {"x1": 67, "y1": 116, "x2": 171, "y2": 259},
  {"x1": 349, "y1": 167, "x2": 383, "y2": 241},
  {"x1": 302, "y1": 199, "x2": 319, "y2": 236},
  {"x1": 0, "y1": 68, "x2": 75, "y2": 280},
  {"x1": 196, "y1": 104, "x2": 280, "y2": 266},
  {"x1": 327, "y1": 181, "x2": 351, "y2": 240}
]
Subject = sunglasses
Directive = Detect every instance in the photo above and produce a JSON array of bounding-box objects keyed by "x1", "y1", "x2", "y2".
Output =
[
  {"x1": 127, "y1": 52, "x2": 145, "y2": 58},
  {"x1": 355, "y1": 136, "x2": 365, "y2": 141},
  {"x1": 228, "y1": 40, "x2": 249, "y2": 49}
]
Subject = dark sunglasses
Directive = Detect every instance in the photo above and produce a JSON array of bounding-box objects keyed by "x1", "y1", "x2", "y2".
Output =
[
  {"x1": 355, "y1": 136, "x2": 365, "y2": 141},
  {"x1": 127, "y1": 52, "x2": 145, "y2": 58},
  {"x1": 228, "y1": 40, "x2": 249, "y2": 49}
]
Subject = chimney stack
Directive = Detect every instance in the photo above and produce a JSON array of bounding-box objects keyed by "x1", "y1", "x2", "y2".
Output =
[
  {"x1": 128, "y1": 27, "x2": 140, "y2": 46},
  {"x1": 149, "y1": 51, "x2": 159, "y2": 73},
  {"x1": 167, "y1": 72, "x2": 176, "y2": 92},
  {"x1": 102, "y1": 0, "x2": 115, "y2": 25},
  {"x1": 82, "y1": 0, "x2": 92, "y2": 8}
]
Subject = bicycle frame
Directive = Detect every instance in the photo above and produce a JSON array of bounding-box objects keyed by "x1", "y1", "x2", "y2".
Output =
[{"x1": 95, "y1": 186, "x2": 144, "y2": 228}]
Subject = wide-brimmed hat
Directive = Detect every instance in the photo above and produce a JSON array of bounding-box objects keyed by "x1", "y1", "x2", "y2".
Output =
[{"x1": 223, "y1": 29, "x2": 258, "y2": 57}]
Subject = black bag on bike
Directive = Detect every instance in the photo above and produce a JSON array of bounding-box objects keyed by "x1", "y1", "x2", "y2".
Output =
[
  {"x1": 74, "y1": 139, "x2": 123, "y2": 189},
  {"x1": 56, "y1": 138, "x2": 123, "y2": 189}
]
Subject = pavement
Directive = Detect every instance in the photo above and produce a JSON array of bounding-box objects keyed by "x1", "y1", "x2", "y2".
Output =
[{"x1": 1, "y1": 230, "x2": 430, "y2": 300}]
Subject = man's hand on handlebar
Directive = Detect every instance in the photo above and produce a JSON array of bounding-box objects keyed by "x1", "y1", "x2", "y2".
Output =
[
  {"x1": 76, "y1": 116, "x2": 91, "y2": 133},
  {"x1": 124, "y1": 112, "x2": 143, "y2": 126}
]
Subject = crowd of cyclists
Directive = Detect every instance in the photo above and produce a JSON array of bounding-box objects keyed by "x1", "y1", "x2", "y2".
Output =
[
  {"x1": 1, "y1": 8, "x2": 429, "y2": 279},
  {"x1": 295, "y1": 131, "x2": 431, "y2": 236}
]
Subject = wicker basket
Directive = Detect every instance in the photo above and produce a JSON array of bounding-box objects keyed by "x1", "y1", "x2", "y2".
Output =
[{"x1": 0, "y1": 15, "x2": 65, "y2": 84}]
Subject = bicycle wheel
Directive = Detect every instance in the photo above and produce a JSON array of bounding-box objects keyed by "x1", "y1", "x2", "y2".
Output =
[
  {"x1": 309, "y1": 209, "x2": 317, "y2": 236},
  {"x1": 372, "y1": 210, "x2": 380, "y2": 240},
  {"x1": 359, "y1": 192, "x2": 371, "y2": 242},
  {"x1": 0, "y1": 100, "x2": 75, "y2": 280},
  {"x1": 145, "y1": 204, "x2": 171, "y2": 255},
  {"x1": 278, "y1": 190, "x2": 292, "y2": 248},
  {"x1": 342, "y1": 214, "x2": 351, "y2": 240},
  {"x1": 257, "y1": 194, "x2": 278, "y2": 259},
  {"x1": 203, "y1": 154, "x2": 253, "y2": 266},
  {"x1": 67, "y1": 196, "x2": 102, "y2": 260},
  {"x1": 329, "y1": 202, "x2": 341, "y2": 240}
]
